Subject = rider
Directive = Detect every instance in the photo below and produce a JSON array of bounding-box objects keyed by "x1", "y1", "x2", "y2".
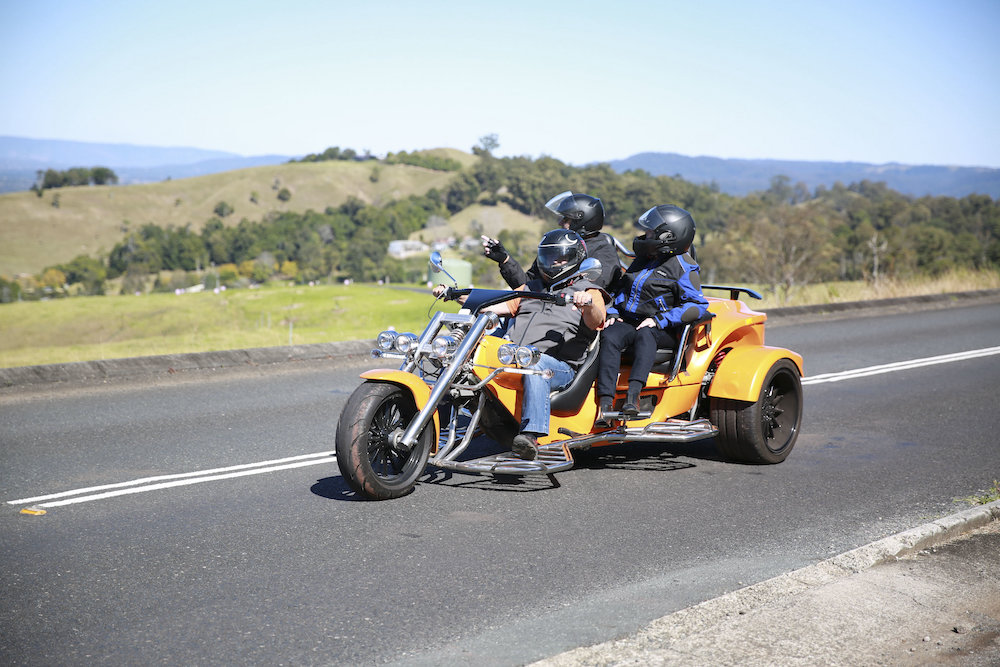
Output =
[
  {"x1": 482, "y1": 191, "x2": 622, "y2": 291},
  {"x1": 435, "y1": 229, "x2": 607, "y2": 460},
  {"x1": 594, "y1": 204, "x2": 709, "y2": 425}
]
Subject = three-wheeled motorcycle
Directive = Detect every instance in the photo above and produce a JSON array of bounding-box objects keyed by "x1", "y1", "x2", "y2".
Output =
[{"x1": 335, "y1": 254, "x2": 803, "y2": 500}]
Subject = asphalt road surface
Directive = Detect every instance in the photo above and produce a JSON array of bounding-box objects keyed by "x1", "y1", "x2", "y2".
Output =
[{"x1": 2, "y1": 301, "x2": 999, "y2": 666}]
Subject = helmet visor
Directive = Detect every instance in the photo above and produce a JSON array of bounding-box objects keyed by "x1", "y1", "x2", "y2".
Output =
[
  {"x1": 537, "y1": 234, "x2": 584, "y2": 282},
  {"x1": 544, "y1": 191, "x2": 583, "y2": 220},
  {"x1": 636, "y1": 206, "x2": 665, "y2": 233}
]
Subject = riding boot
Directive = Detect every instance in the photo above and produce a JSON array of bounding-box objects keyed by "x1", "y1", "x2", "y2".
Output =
[
  {"x1": 622, "y1": 381, "x2": 642, "y2": 420},
  {"x1": 594, "y1": 396, "x2": 614, "y2": 428}
]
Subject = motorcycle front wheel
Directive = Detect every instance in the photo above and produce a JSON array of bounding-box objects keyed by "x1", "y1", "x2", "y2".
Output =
[{"x1": 336, "y1": 381, "x2": 433, "y2": 500}]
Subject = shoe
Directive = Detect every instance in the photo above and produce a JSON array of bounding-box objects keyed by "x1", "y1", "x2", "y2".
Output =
[
  {"x1": 622, "y1": 386, "x2": 640, "y2": 421},
  {"x1": 594, "y1": 397, "x2": 614, "y2": 428},
  {"x1": 511, "y1": 433, "x2": 538, "y2": 460}
]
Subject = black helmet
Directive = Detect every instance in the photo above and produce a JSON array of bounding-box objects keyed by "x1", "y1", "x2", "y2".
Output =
[
  {"x1": 632, "y1": 204, "x2": 696, "y2": 258},
  {"x1": 537, "y1": 229, "x2": 588, "y2": 285},
  {"x1": 544, "y1": 191, "x2": 604, "y2": 237}
]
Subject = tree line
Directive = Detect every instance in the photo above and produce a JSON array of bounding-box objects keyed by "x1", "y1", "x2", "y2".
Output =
[
  {"x1": 30, "y1": 167, "x2": 119, "y2": 195},
  {"x1": 5, "y1": 149, "x2": 998, "y2": 303},
  {"x1": 290, "y1": 145, "x2": 462, "y2": 172}
]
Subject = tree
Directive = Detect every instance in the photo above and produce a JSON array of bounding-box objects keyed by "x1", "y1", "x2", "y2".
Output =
[
  {"x1": 214, "y1": 201, "x2": 234, "y2": 217},
  {"x1": 277, "y1": 187, "x2": 292, "y2": 202},
  {"x1": 716, "y1": 204, "x2": 835, "y2": 303},
  {"x1": 56, "y1": 255, "x2": 107, "y2": 295},
  {"x1": 473, "y1": 133, "x2": 499, "y2": 156},
  {"x1": 39, "y1": 267, "x2": 67, "y2": 289},
  {"x1": 91, "y1": 167, "x2": 118, "y2": 185}
]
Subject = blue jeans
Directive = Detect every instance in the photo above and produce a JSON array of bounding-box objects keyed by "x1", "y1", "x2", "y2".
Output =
[{"x1": 520, "y1": 353, "x2": 576, "y2": 436}]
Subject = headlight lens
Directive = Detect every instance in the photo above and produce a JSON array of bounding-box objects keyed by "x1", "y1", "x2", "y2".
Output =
[
  {"x1": 497, "y1": 343, "x2": 517, "y2": 365},
  {"x1": 497, "y1": 343, "x2": 541, "y2": 367},
  {"x1": 515, "y1": 345, "x2": 541, "y2": 367},
  {"x1": 376, "y1": 330, "x2": 398, "y2": 351},
  {"x1": 394, "y1": 333, "x2": 418, "y2": 353},
  {"x1": 431, "y1": 335, "x2": 457, "y2": 359}
]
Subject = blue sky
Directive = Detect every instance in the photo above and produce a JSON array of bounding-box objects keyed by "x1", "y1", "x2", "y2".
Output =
[{"x1": 2, "y1": 0, "x2": 998, "y2": 167}]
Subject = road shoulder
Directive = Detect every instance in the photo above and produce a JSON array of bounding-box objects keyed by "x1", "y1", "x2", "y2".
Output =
[{"x1": 534, "y1": 501, "x2": 1000, "y2": 666}]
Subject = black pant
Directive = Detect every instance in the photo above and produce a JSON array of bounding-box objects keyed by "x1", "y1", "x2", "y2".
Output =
[{"x1": 595, "y1": 320, "x2": 677, "y2": 398}]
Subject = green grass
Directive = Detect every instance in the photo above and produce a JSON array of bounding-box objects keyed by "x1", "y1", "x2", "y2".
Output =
[
  {"x1": 0, "y1": 283, "x2": 456, "y2": 368},
  {"x1": 2, "y1": 269, "x2": 996, "y2": 369},
  {"x1": 957, "y1": 480, "x2": 1000, "y2": 506}
]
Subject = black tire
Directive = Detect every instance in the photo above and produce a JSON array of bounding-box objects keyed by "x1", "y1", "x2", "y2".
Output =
[
  {"x1": 335, "y1": 381, "x2": 433, "y2": 500},
  {"x1": 710, "y1": 358, "x2": 802, "y2": 464}
]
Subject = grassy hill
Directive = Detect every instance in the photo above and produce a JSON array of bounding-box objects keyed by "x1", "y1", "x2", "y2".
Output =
[
  {"x1": 410, "y1": 201, "x2": 543, "y2": 243},
  {"x1": 0, "y1": 148, "x2": 475, "y2": 276}
]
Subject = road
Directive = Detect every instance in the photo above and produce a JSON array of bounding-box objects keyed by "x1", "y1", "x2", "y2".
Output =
[{"x1": 2, "y1": 301, "x2": 999, "y2": 666}]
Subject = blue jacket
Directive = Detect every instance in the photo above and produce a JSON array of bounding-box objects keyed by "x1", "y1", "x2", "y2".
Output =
[{"x1": 609, "y1": 252, "x2": 708, "y2": 328}]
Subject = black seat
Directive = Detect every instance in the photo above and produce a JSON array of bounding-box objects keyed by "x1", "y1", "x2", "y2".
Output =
[
  {"x1": 550, "y1": 337, "x2": 601, "y2": 413},
  {"x1": 624, "y1": 312, "x2": 715, "y2": 381}
]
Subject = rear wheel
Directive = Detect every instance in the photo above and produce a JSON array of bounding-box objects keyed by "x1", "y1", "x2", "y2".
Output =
[
  {"x1": 710, "y1": 359, "x2": 802, "y2": 464},
  {"x1": 336, "y1": 382, "x2": 433, "y2": 500}
]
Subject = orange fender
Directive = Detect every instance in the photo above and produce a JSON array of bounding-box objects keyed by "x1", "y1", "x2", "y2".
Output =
[
  {"x1": 708, "y1": 347, "x2": 804, "y2": 402},
  {"x1": 359, "y1": 369, "x2": 440, "y2": 444}
]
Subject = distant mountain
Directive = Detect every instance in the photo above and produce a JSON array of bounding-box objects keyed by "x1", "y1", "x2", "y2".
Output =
[
  {"x1": 604, "y1": 152, "x2": 1000, "y2": 199},
  {"x1": 0, "y1": 136, "x2": 294, "y2": 192}
]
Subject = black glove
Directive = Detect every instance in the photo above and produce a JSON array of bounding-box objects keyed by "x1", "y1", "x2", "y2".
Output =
[{"x1": 482, "y1": 237, "x2": 509, "y2": 263}]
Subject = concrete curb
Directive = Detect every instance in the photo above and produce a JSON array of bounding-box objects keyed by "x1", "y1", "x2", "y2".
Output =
[
  {"x1": 3, "y1": 288, "x2": 998, "y2": 388},
  {"x1": 534, "y1": 499, "x2": 1000, "y2": 666},
  {"x1": 0, "y1": 340, "x2": 375, "y2": 387}
]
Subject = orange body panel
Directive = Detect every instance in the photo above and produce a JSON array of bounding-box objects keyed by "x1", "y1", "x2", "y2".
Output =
[
  {"x1": 359, "y1": 369, "x2": 441, "y2": 444},
  {"x1": 708, "y1": 346, "x2": 804, "y2": 402}
]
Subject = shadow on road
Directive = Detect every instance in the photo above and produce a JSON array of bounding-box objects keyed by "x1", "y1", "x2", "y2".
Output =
[
  {"x1": 310, "y1": 474, "x2": 368, "y2": 502},
  {"x1": 312, "y1": 439, "x2": 726, "y2": 501}
]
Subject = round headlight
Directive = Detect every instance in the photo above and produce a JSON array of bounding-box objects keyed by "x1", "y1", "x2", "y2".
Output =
[
  {"x1": 497, "y1": 343, "x2": 517, "y2": 366},
  {"x1": 515, "y1": 345, "x2": 541, "y2": 367},
  {"x1": 431, "y1": 335, "x2": 457, "y2": 359},
  {"x1": 376, "y1": 330, "x2": 398, "y2": 351},
  {"x1": 394, "y1": 333, "x2": 418, "y2": 353}
]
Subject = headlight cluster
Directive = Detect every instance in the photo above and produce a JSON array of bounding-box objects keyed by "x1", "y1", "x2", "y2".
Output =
[
  {"x1": 375, "y1": 330, "x2": 458, "y2": 360},
  {"x1": 376, "y1": 330, "x2": 418, "y2": 353},
  {"x1": 430, "y1": 335, "x2": 458, "y2": 359},
  {"x1": 497, "y1": 343, "x2": 542, "y2": 367}
]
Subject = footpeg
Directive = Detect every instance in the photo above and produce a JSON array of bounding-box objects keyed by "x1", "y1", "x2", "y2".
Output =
[{"x1": 598, "y1": 410, "x2": 653, "y2": 423}]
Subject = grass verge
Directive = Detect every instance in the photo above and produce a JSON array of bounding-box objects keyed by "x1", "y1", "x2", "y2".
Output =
[
  {"x1": 0, "y1": 268, "x2": 997, "y2": 368},
  {"x1": 957, "y1": 480, "x2": 1000, "y2": 506}
]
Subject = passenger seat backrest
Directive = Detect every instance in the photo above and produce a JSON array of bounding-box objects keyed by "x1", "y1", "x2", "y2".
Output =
[{"x1": 549, "y1": 335, "x2": 601, "y2": 413}]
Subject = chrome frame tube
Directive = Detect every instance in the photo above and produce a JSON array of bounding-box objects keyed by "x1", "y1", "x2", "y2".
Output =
[
  {"x1": 398, "y1": 312, "x2": 497, "y2": 448},
  {"x1": 400, "y1": 311, "x2": 447, "y2": 373},
  {"x1": 431, "y1": 391, "x2": 487, "y2": 463}
]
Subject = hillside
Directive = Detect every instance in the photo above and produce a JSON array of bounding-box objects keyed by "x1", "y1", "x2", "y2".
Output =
[
  {"x1": 0, "y1": 152, "x2": 471, "y2": 276},
  {"x1": 606, "y1": 152, "x2": 1000, "y2": 199}
]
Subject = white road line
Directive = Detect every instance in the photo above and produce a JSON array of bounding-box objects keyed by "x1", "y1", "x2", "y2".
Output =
[
  {"x1": 7, "y1": 451, "x2": 335, "y2": 507},
  {"x1": 802, "y1": 346, "x2": 1000, "y2": 385},
  {"x1": 10, "y1": 346, "x2": 998, "y2": 510}
]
